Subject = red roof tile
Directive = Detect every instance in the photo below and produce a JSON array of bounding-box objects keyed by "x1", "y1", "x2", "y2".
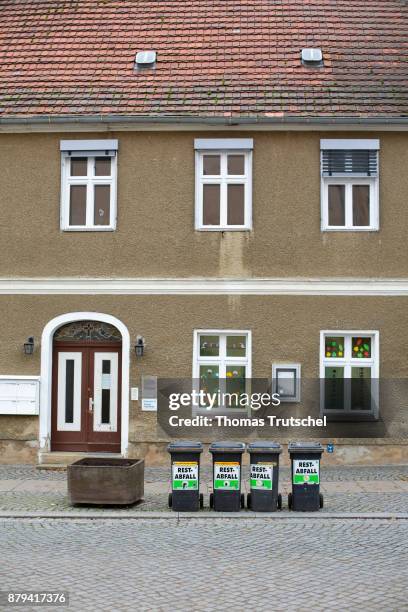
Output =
[{"x1": 0, "y1": 0, "x2": 407, "y2": 120}]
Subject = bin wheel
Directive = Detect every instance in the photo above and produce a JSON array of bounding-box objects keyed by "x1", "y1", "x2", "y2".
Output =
[
  {"x1": 277, "y1": 493, "x2": 282, "y2": 510},
  {"x1": 319, "y1": 493, "x2": 324, "y2": 509},
  {"x1": 288, "y1": 492, "x2": 293, "y2": 510},
  {"x1": 200, "y1": 493, "x2": 204, "y2": 509},
  {"x1": 240, "y1": 493, "x2": 245, "y2": 509},
  {"x1": 247, "y1": 493, "x2": 252, "y2": 510},
  {"x1": 209, "y1": 493, "x2": 214, "y2": 509},
  {"x1": 168, "y1": 493, "x2": 172, "y2": 508}
]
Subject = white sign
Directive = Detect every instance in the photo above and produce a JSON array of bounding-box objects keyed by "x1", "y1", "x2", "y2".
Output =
[
  {"x1": 172, "y1": 462, "x2": 199, "y2": 490},
  {"x1": 142, "y1": 398, "x2": 157, "y2": 411},
  {"x1": 293, "y1": 459, "x2": 320, "y2": 485},
  {"x1": 250, "y1": 464, "x2": 273, "y2": 490},
  {"x1": 214, "y1": 462, "x2": 240, "y2": 490},
  {"x1": 101, "y1": 374, "x2": 111, "y2": 389},
  {"x1": 130, "y1": 387, "x2": 139, "y2": 401}
]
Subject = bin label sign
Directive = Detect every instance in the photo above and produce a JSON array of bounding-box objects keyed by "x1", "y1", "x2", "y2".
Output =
[
  {"x1": 214, "y1": 462, "x2": 240, "y2": 490},
  {"x1": 293, "y1": 460, "x2": 319, "y2": 485},
  {"x1": 250, "y1": 464, "x2": 273, "y2": 490},
  {"x1": 172, "y1": 462, "x2": 198, "y2": 490}
]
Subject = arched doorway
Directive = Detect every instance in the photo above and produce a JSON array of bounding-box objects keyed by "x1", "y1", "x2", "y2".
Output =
[
  {"x1": 51, "y1": 320, "x2": 122, "y2": 452},
  {"x1": 39, "y1": 313, "x2": 130, "y2": 456}
]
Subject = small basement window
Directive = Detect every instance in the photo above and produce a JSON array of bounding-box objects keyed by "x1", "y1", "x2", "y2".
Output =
[{"x1": 60, "y1": 140, "x2": 118, "y2": 231}]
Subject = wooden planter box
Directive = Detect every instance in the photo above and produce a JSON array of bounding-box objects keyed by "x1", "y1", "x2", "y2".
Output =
[{"x1": 68, "y1": 458, "x2": 144, "y2": 505}]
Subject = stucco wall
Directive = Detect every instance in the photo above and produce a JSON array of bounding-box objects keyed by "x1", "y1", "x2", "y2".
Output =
[
  {"x1": 0, "y1": 294, "x2": 406, "y2": 456},
  {"x1": 0, "y1": 130, "x2": 407, "y2": 278}
]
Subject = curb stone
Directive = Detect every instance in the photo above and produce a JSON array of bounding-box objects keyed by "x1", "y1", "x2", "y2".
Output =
[{"x1": 0, "y1": 511, "x2": 407, "y2": 520}]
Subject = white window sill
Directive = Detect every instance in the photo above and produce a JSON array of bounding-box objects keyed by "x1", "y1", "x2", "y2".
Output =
[
  {"x1": 196, "y1": 226, "x2": 252, "y2": 232},
  {"x1": 321, "y1": 227, "x2": 379, "y2": 232},
  {"x1": 61, "y1": 226, "x2": 116, "y2": 232}
]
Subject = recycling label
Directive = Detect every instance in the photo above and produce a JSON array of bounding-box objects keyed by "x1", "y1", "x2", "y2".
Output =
[
  {"x1": 293, "y1": 459, "x2": 320, "y2": 485},
  {"x1": 172, "y1": 462, "x2": 198, "y2": 490},
  {"x1": 214, "y1": 462, "x2": 240, "y2": 490},
  {"x1": 250, "y1": 463, "x2": 273, "y2": 490}
]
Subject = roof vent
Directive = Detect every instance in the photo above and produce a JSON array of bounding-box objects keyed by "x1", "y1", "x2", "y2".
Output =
[
  {"x1": 135, "y1": 50, "x2": 156, "y2": 69},
  {"x1": 301, "y1": 48, "x2": 323, "y2": 67}
]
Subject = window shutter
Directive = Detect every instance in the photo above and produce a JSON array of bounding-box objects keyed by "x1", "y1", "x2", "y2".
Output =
[{"x1": 322, "y1": 150, "x2": 378, "y2": 177}]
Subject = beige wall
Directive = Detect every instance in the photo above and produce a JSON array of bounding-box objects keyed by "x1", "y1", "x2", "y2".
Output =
[
  {"x1": 0, "y1": 294, "x2": 406, "y2": 454},
  {"x1": 0, "y1": 130, "x2": 407, "y2": 278}
]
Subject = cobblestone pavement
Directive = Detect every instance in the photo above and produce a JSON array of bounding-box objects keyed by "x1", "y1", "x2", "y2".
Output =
[
  {"x1": 1, "y1": 491, "x2": 408, "y2": 514},
  {"x1": 0, "y1": 465, "x2": 407, "y2": 514},
  {"x1": 1, "y1": 464, "x2": 407, "y2": 481},
  {"x1": 1, "y1": 517, "x2": 408, "y2": 611}
]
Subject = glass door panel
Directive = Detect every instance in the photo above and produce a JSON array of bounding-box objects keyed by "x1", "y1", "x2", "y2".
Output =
[
  {"x1": 93, "y1": 352, "x2": 118, "y2": 432},
  {"x1": 57, "y1": 352, "x2": 82, "y2": 431}
]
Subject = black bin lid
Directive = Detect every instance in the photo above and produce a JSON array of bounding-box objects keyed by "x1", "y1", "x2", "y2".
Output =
[
  {"x1": 288, "y1": 441, "x2": 324, "y2": 454},
  {"x1": 209, "y1": 441, "x2": 246, "y2": 454},
  {"x1": 248, "y1": 441, "x2": 282, "y2": 454},
  {"x1": 167, "y1": 440, "x2": 203, "y2": 453}
]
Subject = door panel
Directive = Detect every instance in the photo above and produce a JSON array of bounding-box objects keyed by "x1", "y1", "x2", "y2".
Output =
[
  {"x1": 92, "y1": 352, "x2": 118, "y2": 433},
  {"x1": 51, "y1": 344, "x2": 121, "y2": 452},
  {"x1": 57, "y1": 352, "x2": 82, "y2": 431}
]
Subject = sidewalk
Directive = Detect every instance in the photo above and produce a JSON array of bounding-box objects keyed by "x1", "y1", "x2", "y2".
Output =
[{"x1": 0, "y1": 464, "x2": 407, "y2": 517}]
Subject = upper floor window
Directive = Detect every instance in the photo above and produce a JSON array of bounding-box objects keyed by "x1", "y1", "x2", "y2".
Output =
[
  {"x1": 320, "y1": 139, "x2": 379, "y2": 231},
  {"x1": 194, "y1": 139, "x2": 253, "y2": 231},
  {"x1": 60, "y1": 140, "x2": 118, "y2": 231}
]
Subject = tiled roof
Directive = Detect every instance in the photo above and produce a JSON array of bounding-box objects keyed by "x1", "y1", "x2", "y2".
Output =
[{"x1": 0, "y1": 0, "x2": 407, "y2": 120}]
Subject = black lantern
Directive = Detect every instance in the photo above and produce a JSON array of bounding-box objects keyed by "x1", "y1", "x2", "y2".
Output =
[
  {"x1": 135, "y1": 336, "x2": 145, "y2": 357},
  {"x1": 23, "y1": 337, "x2": 34, "y2": 355}
]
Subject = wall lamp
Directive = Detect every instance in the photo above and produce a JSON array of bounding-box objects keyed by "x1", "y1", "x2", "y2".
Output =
[
  {"x1": 23, "y1": 336, "x2": 35, "y2": 355},
  {"x1": 135, "y1": 336, "x2": 145, "y2": 357}
]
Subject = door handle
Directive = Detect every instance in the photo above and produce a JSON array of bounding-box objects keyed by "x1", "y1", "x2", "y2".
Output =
[{"x1": 88, "y1": 397, "x2": 94, "y2": 413}]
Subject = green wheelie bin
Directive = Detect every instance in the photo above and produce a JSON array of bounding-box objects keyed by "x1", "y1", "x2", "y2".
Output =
[
  {"x1": 167, "y1": 441, "x2": 204, "y2": 511},
  {"x1": 209, "y1": 441, "x2": 246, "y2": 511},
  {"x1": 247, "y1": 441, "x2": 282, "y2": 511},
  {"x1": 288, "y1": 441, "x2": 324, "y2": 511}
]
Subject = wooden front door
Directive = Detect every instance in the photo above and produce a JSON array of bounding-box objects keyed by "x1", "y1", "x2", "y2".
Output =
[{"x1": 51, "y1": 343, "x2": 121, "y2": 452}]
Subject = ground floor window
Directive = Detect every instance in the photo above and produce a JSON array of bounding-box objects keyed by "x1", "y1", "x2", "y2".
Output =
[
  {"x1": 320, "y1": 331, "x2": 379, "y2": 418},
  {"x1": 193, "y1": 330, "x2": 251, "y2": 412}
]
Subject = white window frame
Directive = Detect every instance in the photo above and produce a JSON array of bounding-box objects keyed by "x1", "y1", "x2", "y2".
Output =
[
  {"x1": 194, "y1": 139, "x2": 253, "y2": 231},
  {"x1": 320, "y1": 139, "x2": 379, "y2": 232},
  {"x1": 60, "y1": 140, "x2": 118, "y2": 231},
  {"x1": 272, "y1": 363, "x2": 301, "y2": 403},
  {"x1": 192, "y1": 329, "x2": 252, "y2": 414},
  {"x1": 319, "y1": 330, "x2": 379, "y2": 418}
]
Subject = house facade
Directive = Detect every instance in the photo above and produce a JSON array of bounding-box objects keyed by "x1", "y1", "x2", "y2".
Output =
[{"x1": 0, "y1": 1, "x2": 407, "y2": 465}]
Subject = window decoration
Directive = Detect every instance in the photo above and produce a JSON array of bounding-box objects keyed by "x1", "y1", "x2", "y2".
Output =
[
  {"x1": 352, "y1": 337, "x2": 371, "y2": 358},
  {"x1": 54, "y1": 321, "x2": 122, "y2": 343},
  {"x1": 325, "y1": 337, "x2": 344, "y2": 358}
]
